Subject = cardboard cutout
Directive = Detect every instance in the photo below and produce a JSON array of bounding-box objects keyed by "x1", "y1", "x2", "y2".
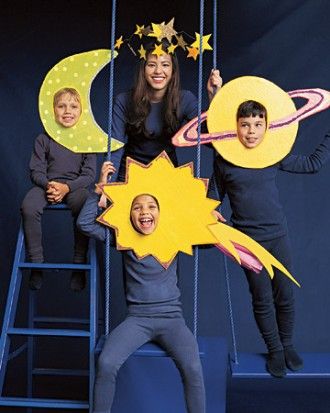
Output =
[
  {"x1": 98, "y1": 152, "x2": 299, "y2": 286},
  {"x1": 39, "y1": 49, "x2": 123, "y2": 153}
]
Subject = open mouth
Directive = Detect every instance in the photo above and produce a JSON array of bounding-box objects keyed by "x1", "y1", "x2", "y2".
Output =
[
  {"x1": 139, "y1": 217, "x2": 154, "y2": 229},
  {"x1": 152, "y1": 77, "x2": 165, "y2": 82}
]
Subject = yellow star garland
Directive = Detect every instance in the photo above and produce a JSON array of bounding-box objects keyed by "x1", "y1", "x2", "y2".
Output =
[
  {"x1": 186, "y1": 46, "x2": 199, "y2": 60},
  {"x1": 134, "y1": 24, "x2": 145, "y2": 39},
  {"x1": 191, "y1": 33, "x2": 213, "y2": 52},
  {"x1": 114, "y1": 36, "x2": 124, "y2": 50},
  {"x1": 152, "y1": 43, "x2": 165, "y2": 57},
  {"x1": 138, "y1": 44, "x2": 146, "y2": 60}
]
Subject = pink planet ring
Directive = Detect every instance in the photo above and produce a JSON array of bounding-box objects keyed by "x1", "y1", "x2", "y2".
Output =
[{"x1": 172, "y1": 88, "x2": 330, "y2": 147}]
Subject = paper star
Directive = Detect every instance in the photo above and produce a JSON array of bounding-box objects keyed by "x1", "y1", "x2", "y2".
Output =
[
  {"x1": 175, "y1": 34, "x2": 187, "y2": 50},
  {"x1": 167, "y1": 43, "x2": 178, "y2": 54},
  {"x1": 114, "y1": 36, "x2": 124, "y2": 50},
  {"x1": 142, "y1": 25, "x2": 152, "y2": 36},
  {"x1": 134, "y1": 24, "x2": 145, "y2": 39},
  {"x1": 152, "y1": 44, "x2": 165, "y2": 57},
  {"x1": 162, "y1": 18, "x2": 178, "y2": 43},
  {"x1": 148, "y1": 22, "x2": 165, "y2": 42},
  {"x1": 186, "y1": 46, "x2": 199, "y2": 60},
  {"x1": 138, "y1": 44, "x2": 146, "y2": 60},
  {"x1": 191, "y1": 33, "x2": 213, "y2": 52}
]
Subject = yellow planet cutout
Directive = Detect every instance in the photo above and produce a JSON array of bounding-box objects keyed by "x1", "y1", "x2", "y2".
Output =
[
  {"x1": 39, "y1": 49, "x2": 124, "y2": 153},
  {"x1": 97, "y1": 151, "x2": 299, "y2": 285},
  {"x1": 207, "y1": 76, "x2": 298, "y2": 168}
]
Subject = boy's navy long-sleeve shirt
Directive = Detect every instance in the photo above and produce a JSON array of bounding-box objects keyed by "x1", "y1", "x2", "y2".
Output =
[
  {"x1": 29, "y1": 133, "x2": 96, "y2": 192},
  {"x1": 212, "y1": 131, "x2": 330, "y2": 242}
]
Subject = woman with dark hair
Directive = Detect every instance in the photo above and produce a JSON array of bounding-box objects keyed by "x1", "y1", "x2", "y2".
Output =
[{"x1": 109, "y1": 41, "x2": 222, "y2": 182}]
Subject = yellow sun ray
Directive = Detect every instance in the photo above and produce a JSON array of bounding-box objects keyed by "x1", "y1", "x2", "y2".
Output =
[{"x1": 208, "y1": 222, "x2": 300, "y2": 286}]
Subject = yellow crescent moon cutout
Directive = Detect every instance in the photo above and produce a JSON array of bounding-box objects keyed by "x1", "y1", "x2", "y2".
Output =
[{"x1": 38, "y1": 49, "x2": 124, "y2": 153}]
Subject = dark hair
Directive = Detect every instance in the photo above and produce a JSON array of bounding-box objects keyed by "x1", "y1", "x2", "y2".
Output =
[
  {"x1": 236, "y1": 100, "x2": 267, "y2": 124},
  {"x1": 126, "y1": 40, "x2": 181, "y2": 137}
]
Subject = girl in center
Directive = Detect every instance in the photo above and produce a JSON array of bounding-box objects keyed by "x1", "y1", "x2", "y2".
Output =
[
  {"x1": 109, "y1": 40, "x2": 222, "y2": 181},
  {"x1": 77, "y1": 164, "x2": 206, "y2": 412}
]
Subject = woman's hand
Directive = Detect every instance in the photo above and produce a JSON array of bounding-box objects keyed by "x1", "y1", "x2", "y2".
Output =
[
  {"x1": 94, "y1": 161, "x2": 116, "y2": 196},
  {"x1": 98, "y1": 161, "x2": 116, "y2": 185},
  {"x1": 207, "y1": 69, "x2": 222, "y2": 102}
]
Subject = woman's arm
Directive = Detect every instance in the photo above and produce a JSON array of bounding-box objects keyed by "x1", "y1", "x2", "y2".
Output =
[
  {"x1": 207, "y1": 69, "x2": 222, "y2": 102},
  {"x1": 110, "y1": 93, "x2": 130, "y2": 181}
]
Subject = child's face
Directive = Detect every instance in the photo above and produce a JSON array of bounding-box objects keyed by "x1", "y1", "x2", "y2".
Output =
[
  {"x1": 54, "y1": 93, "x2": 81, "y2": 128},
  {"x1": 144, "y1": 53, "x2": 173, "y2": 95},
  {"x1": 237, "y1": 115, "x2": 267, "y2": 149},
  {"x1": 130, "y1": 194, "x2": 160, "y2": 235}
]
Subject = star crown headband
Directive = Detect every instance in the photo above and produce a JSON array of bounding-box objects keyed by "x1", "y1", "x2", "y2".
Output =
[{"x1": 114, "y1": 18, "x2": 213, "y2": 61}]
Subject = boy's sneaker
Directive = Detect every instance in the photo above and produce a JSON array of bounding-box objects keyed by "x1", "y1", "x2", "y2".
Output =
[
  {"x1": 284, "y1": 346, "x2": 304, "y2": 371},
  {"x1": 266, "y1": 350, "x2": 286, "y2": 378},
  {"x1": 29, "y1": 270, "x2": 43, "y2": 290},
  {"x1": 70, "y1": 271, "x2": 86, "y2": 292}
]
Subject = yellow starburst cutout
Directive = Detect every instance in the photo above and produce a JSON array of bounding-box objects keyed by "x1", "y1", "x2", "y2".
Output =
[
  {"x1": 98, "y1": 152, "x2": 219, "y2": 268},
  {"x1": 97, "y1": 152, "x2": 300, "y2": 286}
]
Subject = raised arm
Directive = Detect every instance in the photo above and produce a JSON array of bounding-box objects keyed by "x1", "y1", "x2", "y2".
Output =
[
  {"x1": 280, "y1": 130, "x2": 330, "y2": 173},
  {"x1": 108, "y1": 93, "x2": 130, "y2": 182},
  {"x1": 207, "y1": 69, "x2": 222, "y2": 103}
]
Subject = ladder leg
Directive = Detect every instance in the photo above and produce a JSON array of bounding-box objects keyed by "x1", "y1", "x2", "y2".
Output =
[
  {"x1": 0, "y1": 226, "x2": 25, "y2": 393},
  {"x1": 89, "y1": 240, "x2": 98, "y2": 413},
  {"x1": 27, "y1": 290, "x2": 37, "y2": 413}
]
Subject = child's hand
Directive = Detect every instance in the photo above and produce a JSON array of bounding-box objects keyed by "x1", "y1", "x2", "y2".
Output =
[
  {"x1": 212, "y1": 210, "x2": 227, "y2": 223},
  {"x1": 98, "y1": 193, "x2": 108, "y2": 209},
  {"x1": 207, "y1": 69, "x2": 222, "y2": 102},
  {"x1": 98, "y1": 161, "x2": 116, "y2": 185},
  {"x1": 46, "y1": 181, "x2": 69, "y2": 203}
]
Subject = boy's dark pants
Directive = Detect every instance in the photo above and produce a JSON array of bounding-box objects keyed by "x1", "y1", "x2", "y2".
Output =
[
  {"x1": 21, "y1": 186, "x2": 89, "y2": 263},
  {"x1": 243, "y1": 235, "x2": 295, "y2": 352}
]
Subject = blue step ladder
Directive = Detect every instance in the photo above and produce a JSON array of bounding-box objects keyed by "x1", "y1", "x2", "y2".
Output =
[{"x1": 0, "y1": 204, "x2": 98, "y2": 411}]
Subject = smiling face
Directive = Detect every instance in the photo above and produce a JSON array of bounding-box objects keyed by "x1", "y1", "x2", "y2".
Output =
[
  {"x1": 144, "y1": 53, "x2": 173, "y2": 100},
  {"x1": 237, "y1": 115, "x2": 267, "y2": 149},
  {"x1": 54, "y1": 92, "x2": 82, "y2": 128},
  {"x1": 130, "y1": 194, "x2": 160, "y2": 235}
]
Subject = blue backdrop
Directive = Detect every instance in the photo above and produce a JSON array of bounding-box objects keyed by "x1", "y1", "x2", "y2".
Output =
[{"x1": 1, "y1": 0, "x2": 330, "y2": 395}]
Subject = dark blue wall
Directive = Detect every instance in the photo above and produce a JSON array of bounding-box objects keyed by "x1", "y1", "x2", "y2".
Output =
[{"x1": 1, "y1": 0, "x2": 330, "y2": 370}]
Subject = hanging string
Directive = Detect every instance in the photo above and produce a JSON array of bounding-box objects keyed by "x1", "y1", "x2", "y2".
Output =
[
  {"x1": 212, "y1": 0, "x2": 217, "y2": 69},
  {"x1": 193, "y1": 0, "x2": 205, "y2": 338},
  {"x1": 211, "y1": 0, "x2": 239, "y2": 364},
  {"x1": 104, "y1": 0, "x2": 117, "y2": 336}
]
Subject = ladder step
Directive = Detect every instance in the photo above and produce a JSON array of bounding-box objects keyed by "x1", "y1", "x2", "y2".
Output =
[
  {"x1": 7, "y1": 328, "x2": 90, "y2": 337},
  {"x1": 19, "y1": 262, "x2": 92, "y2": 270},
  {"x1": 32, "y1": 368, "x2": 89, "y2": 377},
  {"x1": 0, "y1": 396, "x2": 88, "y2": 409},
  {"x1": 33, "y1": 316, "x2": 90, "y2": 324}
]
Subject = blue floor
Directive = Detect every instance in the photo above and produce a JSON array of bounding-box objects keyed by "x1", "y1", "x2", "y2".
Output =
[{"x1": 227, "y1": 377, "x2": 330, "y2": 413}]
